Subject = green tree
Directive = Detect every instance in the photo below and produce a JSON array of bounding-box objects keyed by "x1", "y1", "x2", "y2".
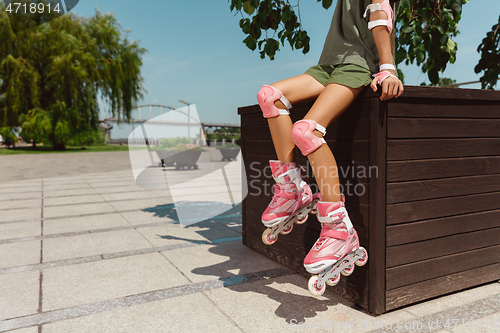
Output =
[
  {"x1": 229, "y1": 0, "x2": 467, "y2": 85},
  {"x1": 475, "y1": 15, "x2": 500, "y2": 89},
  {"x1": 0, "y1": 2, "x2": 146, "y2": 150}
]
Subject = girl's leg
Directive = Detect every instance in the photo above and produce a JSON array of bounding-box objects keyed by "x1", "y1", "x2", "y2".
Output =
[
  {"x1": 303, "y1": 83, "x2": 365, "y2": 202},
  {"x1": 302, "y1": 83, "x2": 367, "y2": 277},
  {"x1": 266, "y1": 74, "x2": 325, "y2": 163}
]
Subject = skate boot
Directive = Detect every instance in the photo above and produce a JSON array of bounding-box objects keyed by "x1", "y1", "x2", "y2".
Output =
[
  {"x1": 261, "y1": 160, "x2": 322, "y2": 245},
  {"x1": 304, "y1": 195, "x2": 368, "y2": 296}
]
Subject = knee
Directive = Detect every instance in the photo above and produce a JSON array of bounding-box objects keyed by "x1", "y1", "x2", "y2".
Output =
[
  {"x1": 291, "y1": 119, "x2": 327, "y2": 156},
  {"x1": 257, "y1": 85, "x2": 292, "y2": 118}
]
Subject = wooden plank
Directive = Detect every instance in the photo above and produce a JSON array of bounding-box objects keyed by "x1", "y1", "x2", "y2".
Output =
[
  {"x1": 388, "y1": 118, "x2": 500, "y2": 138},
  {"x1": 387, "y1": 191, "x2": 500, "y2": 225},
  {"x1": 386, "y1": 209, "x2": 500, "y2": 246},
  {"x1": 386, "y1": 245, "x2": 500, "y2": 290},
  {"x1": 388, "y1": 99, "x2": 500, "y2": 118},
  {"x1": 387, "y1": 138, "x2": 500, "y2": 161},
  {"x1": 386, "y1": 263, "x2": 500, "y2": 311},
  {"x1": 390, "y1": 85, "x2": 500, "y2": 101},
  {"x1": 387, "y1": 156, "x2": 500, "y2": 182},
  {"x1": 386, "y1": 227, "x2": 500, "y2": 267},
  {"x1": 368, "y1": 98, "x2": 387, "y2": 314},
  {"x1": 387, "y1": 174, "x2": 500, "y2": 204},
  {"x1": 244, "y1": 140, "x2": 370, "y2": 162},
  {"x1": 243, "y1": 119, "x2": 371, "y2": 142}
]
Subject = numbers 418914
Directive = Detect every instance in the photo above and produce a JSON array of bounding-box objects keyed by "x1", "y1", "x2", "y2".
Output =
[{"x1": 6, "y1": 2, "x2": 62, "y2": 14}]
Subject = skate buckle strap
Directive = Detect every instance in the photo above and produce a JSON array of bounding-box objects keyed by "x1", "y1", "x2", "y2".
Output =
[
  {"x1": 319, "y1": 228, "x2": 348, "y2": 241},
  {"x1": 274, "y1": 166, "x2": 301, "y2": 184},
  {"x1": 317, "y1": 209, "x2": 346, "y2": 223}
]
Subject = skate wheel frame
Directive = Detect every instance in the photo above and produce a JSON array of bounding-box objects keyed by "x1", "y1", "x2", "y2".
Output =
[{"x1": 261, "y1": 198, "x2": 320, "y2": 245}]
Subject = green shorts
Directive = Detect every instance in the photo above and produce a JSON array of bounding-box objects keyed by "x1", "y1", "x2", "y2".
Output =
[{"x1": 304, "y1": 64, "x2": 373, "y2": 89}]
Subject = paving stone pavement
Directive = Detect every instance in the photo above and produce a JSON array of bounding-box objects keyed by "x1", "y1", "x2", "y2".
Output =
[{"x1": 0, "y1": 151, "x2": 499, "y2": 332}]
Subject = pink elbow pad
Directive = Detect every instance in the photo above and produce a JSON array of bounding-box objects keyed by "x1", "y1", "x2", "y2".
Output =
[{"x1": 363, "y1": 0, "x2": 394, "y2": 34}]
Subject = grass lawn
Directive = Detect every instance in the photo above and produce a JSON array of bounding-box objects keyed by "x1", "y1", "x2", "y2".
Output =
[{"x1": 0, "y1": 145, "x2": 130, "y2": 155}]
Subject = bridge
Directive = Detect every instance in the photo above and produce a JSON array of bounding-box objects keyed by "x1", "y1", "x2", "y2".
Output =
[{"x1": 100, "y1": 104, "x2": 240, "y2": 132}]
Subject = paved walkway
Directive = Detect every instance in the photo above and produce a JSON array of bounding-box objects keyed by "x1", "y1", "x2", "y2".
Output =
[{"x1": 0, "y1": 151, "x2": 499, "y2": 332}]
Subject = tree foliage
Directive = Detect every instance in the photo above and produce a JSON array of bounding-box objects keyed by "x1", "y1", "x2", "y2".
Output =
[
  {"x1": 475, "y1": 15, "x2": 500, "y2": 89},
  {"x1": 229, "y1": 0, "x2": 467, "y2": 84},
  {"x1": 0, "y1": 2, "x2": 146, "y2": 150},
  {"x1": 395, "y1": 0, "x2": 467, "y2": 84}
]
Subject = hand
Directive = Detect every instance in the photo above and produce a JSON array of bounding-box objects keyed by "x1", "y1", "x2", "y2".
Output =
[{"x1": 370, "y1": 75, "x2": 404, "y2": 101}]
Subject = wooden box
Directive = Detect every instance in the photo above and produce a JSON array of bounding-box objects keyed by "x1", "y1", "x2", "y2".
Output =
[{"x1": 238, "y1": 86, "x2": 500, "y2": 314}]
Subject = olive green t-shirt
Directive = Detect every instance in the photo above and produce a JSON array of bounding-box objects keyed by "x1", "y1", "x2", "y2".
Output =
[{"x1": 318, "y1": 0, "x2": 399, "y2": 74}]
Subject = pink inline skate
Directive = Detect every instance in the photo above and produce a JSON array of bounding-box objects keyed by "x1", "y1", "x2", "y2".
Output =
[
  {"x1": 304, "y1": 195, "x2": 368, "y2": 296},
  {"x1": 261, "y1": 160, "x2": 322, "y2": 245}
]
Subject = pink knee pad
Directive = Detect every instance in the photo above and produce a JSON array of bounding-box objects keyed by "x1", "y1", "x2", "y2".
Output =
[
  {"x1": 257, "y1": 85, "x2": 292, "y2": 118},
  {"x1": 291, "y1": 119, "x2": 327, "y2": 156}
]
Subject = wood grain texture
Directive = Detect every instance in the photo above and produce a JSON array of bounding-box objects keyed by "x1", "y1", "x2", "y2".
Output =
[
  {"x1": 386, "y1": 245, "x2": 500, "y2": 290},
  {"x1": 388, "y1": 99, "x2": 500, "y2": 118},
  {"x1": 386, "y1": 209, "x2": 500, "y2": 246},
  {"x1": 387, "y1": 138, "x2": 500, "y2": 161},
  {"x1": 387, "y1": 191, "x2": 500, "y2": 225},
  {"x1": 387, "y1": 174, "x2": 500, "y2": 204},
  {"x1": 387, "y1": 156, "x2": 500, "y2": 182},
  {"x1": 388, "y1": 118, "x2": 500, "y2": 138},
  {"x1": 386, "y1": 227, "x2": 500, "y2": 267},
  {"x1": 386, "y1": 263, "x2": 500, "y2": 311}
]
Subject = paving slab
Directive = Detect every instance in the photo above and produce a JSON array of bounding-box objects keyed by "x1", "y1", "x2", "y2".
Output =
[
  {"x1": 0, "y1": 221, "x2": 41, "y2": 240},
  {"x1": 0, "y1": 271, "x2": 40, "y2": 321},
  {"x1": 43, "y1": 202, "x2": 116, "y2": 219},
  {"x1": 99, "y1": 191, "x2": 162, "y2": 202},
  {"x1": 43, "y1": 213, "x2": 130, "y2": 235},
  {"x1": 43, "y1": 184, "x2": 92, "y2": 192},
  {"x1": 0, "y1": 198, "x2": 41, "y2": 210},
  {"x1": 92, "y1": 185, "x2": 148, "y2": 195},
  {"x1": 42, "y1": 253, "x2": 190, "y2": 311},
  {"x1": 43, "y1": 188, "x2": 98, "y2": 198},
  {"x1": 107, "y1": 198, "x2": 171, "y2": 211},
  {"x1": 450, "y1": 311, "x2": 500, "y2": 333},
  {"x1": 41, "y1": 293, "x2": 238, "y2": 333},
  {"x1": 120, "y1": 209, "x2": 177, "y2": 226},
  {"x1": 0, "y1": 208, "x2": 40, "y2": 222},
  {"x1": 136, "y1": 220, "x2": 240, "y2": 247},
  {"x1": 204, "y1": 273, "x2": 376, "y2": 333},
  {"x1": 43, "y1": 194, "x2": 105, "y2": 207},
  {"x1": 161, "y1": 240, "x2": 283, "y2": 284},
  {"x1": 0, "y1": 192, "x2": 41, "y2": 200},
  {"x1": 9, "y1": 327, "x2": 38, "y2": 333},
  {"x1": 43, "y1": 229, "x2": 153, "y2": 262},
  {"x1": 0, "y1": 241, "x2": 40, "y2": 269}
]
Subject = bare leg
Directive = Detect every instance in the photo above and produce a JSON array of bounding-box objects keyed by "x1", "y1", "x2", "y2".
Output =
[
  {"x1": 266, "y1": 74, "x2": 325, "y2": 163},
  {"x1": 304, "y1": 84, "x2": 364, "y2": 202}
]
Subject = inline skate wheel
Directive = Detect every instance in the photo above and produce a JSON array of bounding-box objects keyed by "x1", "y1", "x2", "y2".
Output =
[
  {"x1": 262, "y1": 228, "x2": 278, "y2": 245},
  {"x1": 341, "y1": 261, "x2": 355, "y2": 276},
  {"x1": 326, "y1": 274, "x2": 341, "y2": 286},
  {"x1": 296, "y1": 214, "x2": 308, "y2": 224},
  {"x1": 280, "y1": 225, "x2": 293, "y2": 235},
  {"x1": 308, "y1": 276, "x2": 326, "y2": 297},
  {"x1": 355, "y1": 247, "x2": 368, "y2": 266}
]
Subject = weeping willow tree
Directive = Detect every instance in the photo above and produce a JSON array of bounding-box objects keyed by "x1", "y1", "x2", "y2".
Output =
[{"x1": 0, "y1": 2, "x2": 146, "y2": 150}]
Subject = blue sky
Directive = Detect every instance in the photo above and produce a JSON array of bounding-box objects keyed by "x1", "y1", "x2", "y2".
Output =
[{"x1": 71, "y1": 0, "x2": 500, "y2": 126}]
